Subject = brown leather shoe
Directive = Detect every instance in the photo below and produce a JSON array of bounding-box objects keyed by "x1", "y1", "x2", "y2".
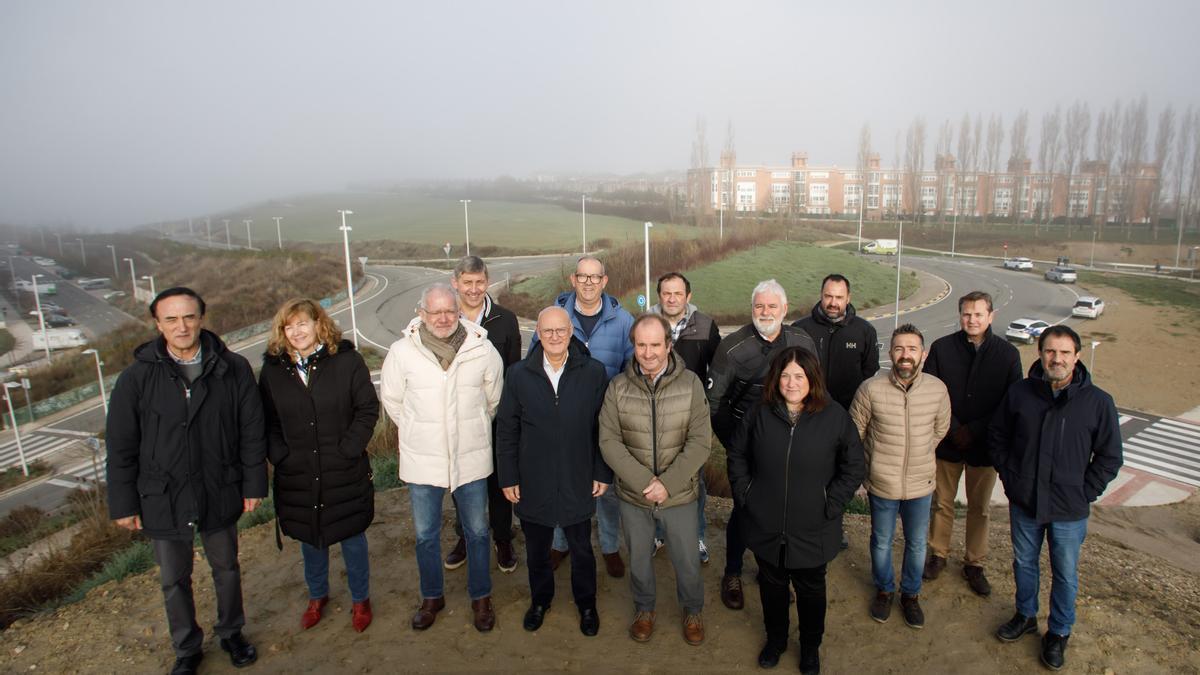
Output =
[
  {"x1": 923, "y1": 554, "x2": 946, "y2": 581},
  {"x1": 603, "y1": 551, "x2": 625, "y2": 578},
  {"x1": 629, "y1": 610, "x2": 655, "y2": 642},
  {"x1": 444, "y1": 537, "x2": 467, "y2": 570},
  {"x1": 962, "y1": 565, "x2": 992, "y2": 596},
  {"x1": 495, "y1": 541, "x2": 518, "y2": 573},
  {"x1": 471, "y1": 596, "x2": 496, "y2": 632},
  {"x1": 550, "y1": 548, "x2": 569, "y2": 571},
  {"x1": 682, "y1": 614, "x2": 705, "y2": 646},
  {"x1": 411, "y1": 596, "x2": 445, "y2": 630},
  {"x1": 720, "y1": 574, "x2": 744, "y2": 610}
]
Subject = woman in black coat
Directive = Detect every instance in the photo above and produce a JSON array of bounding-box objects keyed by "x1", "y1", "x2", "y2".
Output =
[
  {"x1": 259, "y1": 298, "x2": 379, "y2": 632},
  {"x1": 727, "y1": 346, "x2": 866, "y2": 674}
]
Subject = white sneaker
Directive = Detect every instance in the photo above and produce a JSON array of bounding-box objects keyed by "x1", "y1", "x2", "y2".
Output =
[
  {"x1": 653, "y1": 538, "x2": 665, "y2": 556},
  {"x1": 698, "y1": 540, "x2": 710, "y2": 565}
]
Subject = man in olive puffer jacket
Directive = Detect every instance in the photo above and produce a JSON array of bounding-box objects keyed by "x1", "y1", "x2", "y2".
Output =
[
  {"x1": 850, "y1": 324, "x2": 951, "y2": 630},
  {"x1": 600, "y1": 314, "x2": 712, "y2": 647}
]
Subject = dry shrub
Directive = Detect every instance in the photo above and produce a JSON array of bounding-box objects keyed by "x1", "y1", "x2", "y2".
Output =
[{"x1": 0, "y1": 506, "x2": 45, "y2": 539}]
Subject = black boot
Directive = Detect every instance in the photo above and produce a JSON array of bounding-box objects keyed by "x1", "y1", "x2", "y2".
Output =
[
  {"x1": 995, "y1": 612, "x2": 1039, "y2": 642},
  {"x1": 1040, "y1": 633, "x2": 1069, "y2": 671},
  {"x1": 799, "y1": 643, "x2": 820, "y2": 674}
]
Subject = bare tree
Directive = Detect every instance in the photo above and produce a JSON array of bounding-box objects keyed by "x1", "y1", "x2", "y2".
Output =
[
  {"x1": 856, "y1": 122, "x2": 872, "y2": 238},
  {"x1": 689, "y1": 116, "x2": 709, "y2": 225},
  {"x1": 1150, "y1": 104, "x2": 1175, "y2": 240},
  {"x1": 971, "y1": 113, "x2": 983, "y2": 218},
  {"x1": 956, "y1": 112, "x2": 974, "y2": 221},
  {"x1": 722, "y1": 119, "x2": 735, "y2": 215},
  {"x1": 1036, "y1": 106, "x2": 1062, "y2": 234},
  {"x1": 1171, "y1": 107, "x2": 1194, "y2": 266},
  {"x1": 1009, "y1": 110, "x2": 1030, "y2": 224},
  {"x1": 1094, "y1": 100, "x2": 1120, "y2": 235},
  {"x1": 1187, "y1": 109, "x2": 1200, "y2": 257},
  {"x1": 1117, "y1": 95, "x2": 1149, "y2": 236},
  {"x1": 934, "y1": 120, "x2": 953, "y2": 222},
  {"x1": 905, "y1": 117, "x2": 927, "y2": 225},
  {"x1": 1062, "y1": 100, "x2": 1091, "y2": 234}
]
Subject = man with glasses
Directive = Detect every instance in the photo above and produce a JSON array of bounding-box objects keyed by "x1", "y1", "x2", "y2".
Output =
[{"x1": 530, "y1": 255, "x2": 634, "y2": 578}]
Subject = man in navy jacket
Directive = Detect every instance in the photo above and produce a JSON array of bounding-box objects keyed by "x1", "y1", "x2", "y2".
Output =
[{"x1": 989, "y1": 325, "x2": 1122, "y2": 671}]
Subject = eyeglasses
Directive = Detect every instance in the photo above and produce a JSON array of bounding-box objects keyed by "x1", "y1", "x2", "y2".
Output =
[
  {"x1": 574, "y1": 273, "x2": 604, "y2": 284},
  {"x1": 539, "y1": 327, "x2": 571, "y2": 338}
]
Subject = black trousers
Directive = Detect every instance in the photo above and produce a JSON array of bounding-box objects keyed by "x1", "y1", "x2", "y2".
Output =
[
  {"x1": 453, "y1": 466, "x2": 513, "y2": 543},
  {"x1": 523, "y1": 519, "x2": 596, "y2": 609},
  {"x1": 152, "y1": 524, "x2": 245, "y2": 658},
  {"x1": 755, "y1": 552, "x2": 827, "y2": 649},
  {"x1": 724, "y1": 504, "x2": 747, "y2": 576}
]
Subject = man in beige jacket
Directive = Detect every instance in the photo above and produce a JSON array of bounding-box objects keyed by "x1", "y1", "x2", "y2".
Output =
[{"x1": 850, "y1": 324, "x2": 951, "y2": 630}]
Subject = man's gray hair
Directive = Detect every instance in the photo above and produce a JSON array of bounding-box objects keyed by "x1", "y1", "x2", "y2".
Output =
[
  {"x1": 576, "y1": 255, "x2": 606, "y2": 276},
  {"x1": 453, "y1": 255, "x2": 488, "y2": 279},
  {"x1": 418, "y1": 283, "x2": 458, "y2": 310},
  {"x1": 751, "y1": 279, "x2": 788, "y2": 307}
]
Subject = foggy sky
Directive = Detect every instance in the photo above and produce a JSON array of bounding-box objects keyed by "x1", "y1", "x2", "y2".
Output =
[{"x1": 2, "y1": 0, "x2": 1198, "y2": 229}]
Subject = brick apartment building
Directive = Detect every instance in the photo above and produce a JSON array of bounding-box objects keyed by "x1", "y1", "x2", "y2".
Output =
[{"x1": 687, "y1": 151, "x2": 1160, "y2": 223}]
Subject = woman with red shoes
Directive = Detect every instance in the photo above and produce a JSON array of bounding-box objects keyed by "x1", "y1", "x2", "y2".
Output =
[{"x1": 259, "y1": 298, "x2": 380, "y2": 632}]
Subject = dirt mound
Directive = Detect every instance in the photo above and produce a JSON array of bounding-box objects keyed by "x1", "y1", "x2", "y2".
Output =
[{"x1": 1, "y1": 488, "x2": 1197, "y2": 674}]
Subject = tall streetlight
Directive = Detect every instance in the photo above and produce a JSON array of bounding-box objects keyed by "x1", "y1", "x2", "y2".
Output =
[
  {"x1": 76, "y1": 238, "x2": 87, "y2": 266},
  {"x1": 81, "y1": 348, "x2": 108, "y2": 415},
  {"x1": 581, "y1": 195, "x2": 587, "y2": 255},
  {"x1": 338, "y1": 210, "x2": 359, "y2": 349},
  {"x1": 107, "y1": 244, "x2": 119, "y2": 278},
  {"x1": 223, "y1": 219, "x2": 232, "y2": 249},
  {"x1": 9, "y1": 368, "x2": 33, "y2": 422},
  {"x1": 141, "y1": 275, "x2": 156, "y2": 296},
  {"x1": 244, "y1": 219, "x2": 254, "y2": 250},
  {"x1": 856, "y1": 177, "x2": 864, "y2": 254},
  {"x1": 31, "y1": 273, "x2": 50, "y2": 362},
  {"x1": 893, "y1": 219, "x2": 905, "y2": 329},
  {"x1": 123, "y1": 257, "x2": 137, "y2": 293},
  {"x1": 1089, "y1": 340, "x2": 1101, "y2": 373},
  {"x1": 273, "y1": 216, "x2": 283, "y2": 250},
  {"x1": 459, "y1": 199, "x2": 472, "y2": 256},
  {"x1": 3, "y1": 382, "x2": 29, "y2": 476},
  {"x1": 643, "y1": 222, "x2": 654, "y2": 305}
]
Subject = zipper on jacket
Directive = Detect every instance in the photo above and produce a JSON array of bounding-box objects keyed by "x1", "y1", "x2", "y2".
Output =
[
  {"x1": 901, "y1": 386, "x2": 911, "y2": 500},
  {"x1": 650, "y1": 380, "x2": 659, "y2": 476},
  {"x1": 781, "y1": 422, "x2": 796, "y2": 547}
]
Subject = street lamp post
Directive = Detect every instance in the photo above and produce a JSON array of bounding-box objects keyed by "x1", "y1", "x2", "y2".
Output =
[
  {"x1": 951, "y1": 185, "x2": 959, "y2": 258},
  {"x1": 9, "y1": 368, "x2": 33, "y2": 422},
  {"x1": 76, "y1": 238, "x2": 87, "y2": 266},
  {"x1": 643, "y1": 222, "x2": 654, "y2": 305},
  {"x1": 893, "y1": 219, "x2": 905, "y2": 329},
  {"x1": 1090, "y1": 230, "x2": 1098, "y2": 268},
  {"x1": 459, "y1": 200, "x2": 472, "y2": 256},
  {"x1": 31, "y1": 273, "x2": 50, "y2": 362},
  {"x1": 581, "y1": 195, "x2": 587, "y2": 255},
  {"x1": 142, "y1": 275, "x2": 156, "y2": 297},
  {"x1": 223, "y1": 219, "x2": 231, "y2": 249},
  {"x1": 107, "y1": 244, "x2": 119, "y2": 278},
  {"x1": 82, "y1": 348, "x2": 108, "y2": 415},
  {"x1": 3, "y1": 383, "x2": 29, "y2": 476},
  {"x1": 273, "y1": 216, "x2": 283, "y2": 250},
  {"x1": 244, "y1": 219, "x2": 253, "y2": 250},
  {"x1": 338, "y1": 210, "x2": 359, "y2": 349},
  {"x1": 123, "y1": 257, "x2": 136, "y2": 294},
  {"x1": 1089, "y1": 340, "x2": 1100, "y2": 373},
  {"x1": 54, "y1": 233, "x2": 62, "y2": 257}
]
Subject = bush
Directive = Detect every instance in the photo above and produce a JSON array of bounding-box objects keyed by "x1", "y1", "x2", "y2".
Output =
[
  {"x1": 0, "y1": 460, "x2": 51, "y2": 492},
  {"x1": 56, "y1": 540, "x2": 155, "y2": 607},
  {"x1": 0, "y1": 328, "x2": 14, "y2": 357}
]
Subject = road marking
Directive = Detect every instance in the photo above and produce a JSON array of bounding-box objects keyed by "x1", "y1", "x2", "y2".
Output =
[{"x1": 1120, "y1": 419, "x2": 1200, "y2": 487}]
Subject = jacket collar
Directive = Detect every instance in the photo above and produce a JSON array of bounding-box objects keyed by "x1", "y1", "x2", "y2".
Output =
[
  {"x1": 556, "y1": 291, "x2": 620, "y2": 325},
  {"x1": 1027, "y1": 359, "x2": 1091, "y2": 401},
  {"x1": 956, "y1": 326, "x2": 995, "y2": 350},
  {"x1": 405, "y1": 316, "x2": 487, "y2": 355},
  {"x1": 523, "y1": 336, "x2": 590, "y2": 373},
  {"x1": 627, "y1": 350, "x2": 682, "y2": 391},
  {"x1": 810, "y1": 301, "x2": 857, "y2": 327}
]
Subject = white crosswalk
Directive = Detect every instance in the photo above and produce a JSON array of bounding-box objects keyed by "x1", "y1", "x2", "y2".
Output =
[
  {"x1": 0, "y1": 433, "x2": 78, "y2": 470},
  {"x1": 1123, "y1": 418, "x2": 1200, "y2": 487}
]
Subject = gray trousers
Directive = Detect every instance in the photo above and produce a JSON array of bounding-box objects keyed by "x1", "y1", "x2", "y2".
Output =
[
  {"x1": 152, "y1": 524, "x2": 245, "y2": 658},
  {"x1": 619, "y1": 499, "x2": 704, "y2": 616}
]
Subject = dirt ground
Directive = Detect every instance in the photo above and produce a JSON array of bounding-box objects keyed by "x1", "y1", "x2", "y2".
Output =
[{"x1": 1, "y1": 487, "x2": 1197, "y2": 674}]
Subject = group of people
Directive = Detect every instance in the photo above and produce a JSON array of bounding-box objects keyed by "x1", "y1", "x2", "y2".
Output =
[{"x1": 105, "y1": 253, "x2": 1123, "y2": 675}]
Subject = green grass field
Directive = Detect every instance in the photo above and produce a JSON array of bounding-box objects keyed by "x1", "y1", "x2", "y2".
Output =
[
  {"x1": 218, "y1": 191, "x2": 655, "y2": 250},
  {"x1": 616, "y1": 242, "x2": 920, "y2": 322}
]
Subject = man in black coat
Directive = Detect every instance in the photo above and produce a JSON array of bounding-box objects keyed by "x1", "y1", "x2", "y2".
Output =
[
  {"x1": 706, "y1": 279, "x2": 817, "y2": 611},
  {"x1": 496, "y1": 306, "x2": 612, "y2": 636},
  {"x1": 792, "y1": 273, "x2": 880, "y2": 410},
  {"x1": 921, "y1": 290, "x2": 1022, "y2": 597},
  {"x1": 106, "y1": 288, "x2": 266, "y2": 675},
  {"x1": 988, "y1": 325, "x2": 1122, "y2": 671},
  {"x1": 447, "y1": 255, "x2": 523, "y2": 573}
]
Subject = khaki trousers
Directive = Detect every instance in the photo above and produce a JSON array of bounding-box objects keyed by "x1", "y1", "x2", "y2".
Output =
[{"x1": 928, "y1": 459, "x2": 996, "y2": 565}]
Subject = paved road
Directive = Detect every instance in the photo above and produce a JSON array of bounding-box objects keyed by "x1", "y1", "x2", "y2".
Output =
[{"x1": 7, "y1": 256, "x2": 139, "y2": 339}]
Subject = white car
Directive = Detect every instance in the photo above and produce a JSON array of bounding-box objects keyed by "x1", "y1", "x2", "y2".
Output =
[
  {"x1": 1003, "y1": 257, "x2": 1034, "y2": 271},
  {"x1": 1045, "y1": 266, "x2": 1078, "y2": 283},
  {"x1": 1006, "y1": 318, "x2": 1051, "y2": 344},
  {"x1": 32, "y1": 257, "x2": 57, "y2": 266},
  {"x1": 1072, "y1": 296, "x2": 1105, "y2": 319}
]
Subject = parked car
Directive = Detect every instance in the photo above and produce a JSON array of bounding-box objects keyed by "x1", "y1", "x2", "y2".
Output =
[
  {"x1": 40, "y1": 313, "x2": 76, "y2": 328},
  {"x1": 32, "y1": 257, "x2": 57, "y2": 267},
  {"x1": 102, "y1": 290, "x2": 126, "y2": 301},
  {"x1": 862, "y1": 239, "x2": 899, "y2": 255},
  {"x1": 38, "y1": 302, "x2": 64, "y2": 314},
  {"x1": 1045, "y1": 266, "x2": 1078, "y2": 283},
  {"x1": 32, "y1": 328, "x2": 87, "y2": 350},
  {"x1": 1072, "y1": 296, "x2": 1105, "y2": 319},
  {"x1": 78, "y1": 277, "x2": 111, "y2": 290},
  {"x1": 1006, "y1": 318, "x2": 1051, "y2": 344},
  {"x1": 1003, "y1": 257, "x2": 1034, "y2": 271}
]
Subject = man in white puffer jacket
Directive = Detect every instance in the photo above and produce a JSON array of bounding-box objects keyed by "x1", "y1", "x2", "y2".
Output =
[
  {"x1": 850, "y1": 323, "x2": 951, "y2": 631},
  {"x1": 381, "y1": 283, "x2": 504, "y2": 633}
]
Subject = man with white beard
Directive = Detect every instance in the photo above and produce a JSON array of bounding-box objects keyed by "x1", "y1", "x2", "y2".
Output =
[{"x1": 706, "y1": 279, "x2": 817, "y2": 611}]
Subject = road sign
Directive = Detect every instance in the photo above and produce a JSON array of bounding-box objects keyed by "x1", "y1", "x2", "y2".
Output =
[
  {"x1": 636, "y1": 294, "x2": 646, "y2": 308},
  {"x1": 20, "y1": 378, "x2": 30, "y2": 389},
  {"x1": 443, "y1": 242, "x2": 452, "y2": 258}
]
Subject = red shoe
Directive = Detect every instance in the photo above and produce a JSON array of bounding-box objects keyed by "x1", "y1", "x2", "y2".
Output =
[
  {"x1": 301, "y1": 597, "x2": 329, "y2": 629},
  {"x1": 352, "y1": 599, "x2": 373, "y2": 633}
]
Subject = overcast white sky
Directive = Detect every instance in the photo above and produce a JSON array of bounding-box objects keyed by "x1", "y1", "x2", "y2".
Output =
[{"x1": 2, "y1": 0, "x2": 1198, "y2": 229}]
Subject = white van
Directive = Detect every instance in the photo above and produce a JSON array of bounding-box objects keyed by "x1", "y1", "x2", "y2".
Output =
[{"x1": 862, "y1": 239, "x2": 898, "y2": 255}]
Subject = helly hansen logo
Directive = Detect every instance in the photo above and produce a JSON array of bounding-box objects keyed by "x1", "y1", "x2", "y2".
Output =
[{"x1": 845, "y1": 342, "x2": 857, "y2": 349}]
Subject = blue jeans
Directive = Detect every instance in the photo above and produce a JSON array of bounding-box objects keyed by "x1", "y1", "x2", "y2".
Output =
[
  {"x1": 552, "y1": 488, "x2": 621, "y2": 554},
  {"x1": 410, "y1": 479, "x2": 492, "y2": 600},
  {"x1": 655, "y1": 471, "x2": 707, "y2": 542},
  {"x1": 301, "y1": 532, "x2": 370, "y2": 603},
  {"x1": 869, "y1": 493, "x2": 932, "y2": 596},
  {"x1": 1009, "y1": 504, "x2": 1088, "y2": 636}
]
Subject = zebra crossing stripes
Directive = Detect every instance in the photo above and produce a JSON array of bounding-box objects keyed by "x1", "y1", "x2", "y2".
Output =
[
  {"x1": 1122, "y1": 418, "x2": 1200, "y2": 488},
  {"x1": 0, "y1": 434, "x2": 77, "y2": 470}
]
